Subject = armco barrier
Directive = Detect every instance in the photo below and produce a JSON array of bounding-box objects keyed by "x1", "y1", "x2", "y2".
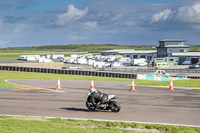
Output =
[
  {"x1": 111, "y1": 67, "x2": 200, "y2": 73},
  {"x1": 0, "y1": 66, "x2": 137, "y2": 79},
  {"x1": 110, "y1": 67, "x2": 200, "y2": 78}
]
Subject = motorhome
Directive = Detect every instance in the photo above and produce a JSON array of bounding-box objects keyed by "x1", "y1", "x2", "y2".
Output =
[
  {"x1": 52, "y1": 54, "x2": 64, "y2": 59},
  {"x1": 39, "y1": 58, "x2": 53, "y2": 63},
  {"x1": 19, "y1": 55, "x2": 40, "y2": 61},
  {"x1": 77, "y1": 58, "x2": 88, "y2": 64},
  {"x1": 118, "y1": 58, "x2": 131, "y2": 65},
  {"x1": 87, "y1": 59, "x2": 95, "y2": 66},
  {"x1": 131, "y1": 58, "x2": 147, "y2": 66},
  {"x1": 112, "y1": 62, "x2": 121, "y2": 67},
  {"x1": 93, "y1": 62, "x2": 105, "y2": 69},
  {"x1": 26, "y1": 56, "x2": 39, "y2": 61}
]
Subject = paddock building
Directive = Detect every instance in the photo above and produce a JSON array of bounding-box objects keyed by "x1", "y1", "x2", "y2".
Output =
[
  {"x1": 100, "y1": 49, "x2": 157, "y2": 61},
  {"x1": 100, "y1": 40, "x2": 200, "y2": 64}
]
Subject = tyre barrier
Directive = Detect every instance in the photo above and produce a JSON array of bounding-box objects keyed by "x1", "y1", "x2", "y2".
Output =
[{"x1": 0, "y1": 66, "x2": 137, "y2": 79}]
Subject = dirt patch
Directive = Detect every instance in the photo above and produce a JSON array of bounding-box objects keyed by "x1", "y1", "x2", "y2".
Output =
[{"x1": 86, "y1": 125, "x2": 167, "y2": 133}]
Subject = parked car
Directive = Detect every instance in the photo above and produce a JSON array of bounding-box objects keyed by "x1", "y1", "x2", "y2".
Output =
[
  {"x1": 189, "y1": 62, "x2": 200, "y2": 69},
  {"x1": 155, "y1": 70, "x2": 170, "y2": 76},
  {"x1": 182, "y1": 60, "x2": 191, "y2": 65}
]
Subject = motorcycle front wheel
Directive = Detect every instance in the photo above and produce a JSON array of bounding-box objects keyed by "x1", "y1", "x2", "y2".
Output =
[
  {"x1": 109, "y1": 101, "x2": 121, "y2": 112},
  {"x1": 86, "y1": 101, "x2": 96, "y2": 111}
]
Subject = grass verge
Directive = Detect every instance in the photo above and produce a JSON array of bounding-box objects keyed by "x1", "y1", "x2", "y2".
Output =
[
  {"x1": 0, "y1": 70, "x2": 200, "y2": 88},
  {"x1": 0, "y1": 44, "x2": 156, "y2": 53},
  {"x1": 0, "y1": 115, "x2": 199, "y2": 133},
  {"x1": 0, "y1": 54, "x2": 20, "y2": 60}
]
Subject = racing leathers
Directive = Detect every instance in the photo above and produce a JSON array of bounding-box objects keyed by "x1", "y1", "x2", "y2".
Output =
[{"x1": 90, "y1": 90, "x2": 108, "y2": 109}]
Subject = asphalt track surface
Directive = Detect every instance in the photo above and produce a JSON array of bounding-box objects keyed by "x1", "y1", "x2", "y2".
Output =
[{"x1": 1, "y1": 79, "x2": 200, "y2": 127}]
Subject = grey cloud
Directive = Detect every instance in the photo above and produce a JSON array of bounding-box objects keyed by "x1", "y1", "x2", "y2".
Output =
[
  {"x1": 151, "y1": 9, "x2": 173, "y2": 23},
  {"x1": 48, "y1": 1, "x2": 161, "y2": 32},
  {"x1": 175, "y1": 2, "x2": 200, "y2": 24},
  {"x1": 0, "y1": 1, "x2": 18, "y2": 7},
  {"x1": 0, "y1": 0, "x2": 34, "y2": 9},
  {"x1": 82, "y1": 21, "x2": 98, "y2": 29},
  {"x1": 144, "y1": 1, "x2": 200, "y2": 31},
  {"x1": 1, "y1": 0, "x2": 200, "y2": 47},
  {"x1": 3, "y1": 15, "x2": 28, "y2": 24}
]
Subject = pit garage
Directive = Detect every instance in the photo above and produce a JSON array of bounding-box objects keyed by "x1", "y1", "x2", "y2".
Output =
[
  {"x1": 172, "y1": 52, "x2": 200, "y2": 64},
  {"x1": 191, "y1": 58, "x2": 199, "y2": 64}
]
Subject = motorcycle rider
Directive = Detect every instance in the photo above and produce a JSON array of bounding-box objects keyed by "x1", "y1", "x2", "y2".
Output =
[{"x1": 90, "y1": 88, "x2": 108, "y2": 109}]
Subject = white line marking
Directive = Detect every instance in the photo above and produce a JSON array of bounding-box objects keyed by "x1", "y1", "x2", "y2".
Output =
[{"x1": 137, "y1": 85, "x2": 194, "y2": 90}]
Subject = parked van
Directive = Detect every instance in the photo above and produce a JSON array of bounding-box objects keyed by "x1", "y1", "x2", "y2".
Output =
[
  {"x1": 154, "y1": 62, "x2": 169, "y2": 69},
  {"x1": 131, "y1": 58, "x2": 147, "y2": 66}
]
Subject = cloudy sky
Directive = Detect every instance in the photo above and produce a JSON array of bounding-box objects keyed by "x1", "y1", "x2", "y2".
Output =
[{"x1": 0, "y1": 0, "x2": 200, "y2": 48}]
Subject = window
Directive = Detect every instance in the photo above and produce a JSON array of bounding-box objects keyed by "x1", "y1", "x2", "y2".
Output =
[
  {"x1": 133, "y1": 55, "x2": 138, "y2": 59},
  {"x1": 160, "y1": 42, "x2": 164, "y2": 47}
]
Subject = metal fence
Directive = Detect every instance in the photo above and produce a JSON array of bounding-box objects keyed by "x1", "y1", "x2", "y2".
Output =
[
  {"x1": 109, "y1": 67, "x2": 200, "y2": 79},
  {"x1": 111, "y1": 67, "x2": 200, "y2": 73}
]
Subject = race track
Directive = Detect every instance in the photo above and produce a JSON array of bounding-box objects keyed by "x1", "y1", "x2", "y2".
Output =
[{"x1": 0, "y1": 79, "x2": 200, "y2": 127}]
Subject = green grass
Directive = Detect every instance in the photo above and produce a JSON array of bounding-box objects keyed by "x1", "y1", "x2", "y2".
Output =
[
  {"x1": 0, "y1": 54, "x2": 48, "y2": 60},
  {"x1": 0, "y1": 44, "x2": 199, "y2": 53},
  {"x1": 190, "y1": 45, "x2": 200, "y2": 51},
  {"x1": 0, "y1": 70, "x2": 200, "y2": 88},
  {"x1": 0, "y1": 115, "x2": 199, "y2": 133},
  {"x1": 0, "y1": 54, "x2": 20, "y2": 60},
  {"x1": 0, "y1": 44, "x2": 156, "y2": 53},
  {"x1": 135, "y1": 79, "x2": 200, "y2": 87}
]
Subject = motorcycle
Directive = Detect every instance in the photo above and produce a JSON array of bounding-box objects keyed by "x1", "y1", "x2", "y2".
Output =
[{"x1": 86, "y1": 92, "x2": 121, "y2": 112}]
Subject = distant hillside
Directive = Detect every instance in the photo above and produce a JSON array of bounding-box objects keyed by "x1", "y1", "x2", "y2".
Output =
[
  {"x1": 0, "y1": 44, "x2": 156, "y2": 53},
  {"x1": 189, "y1": 45, "x2": 200, "y2": 51}
]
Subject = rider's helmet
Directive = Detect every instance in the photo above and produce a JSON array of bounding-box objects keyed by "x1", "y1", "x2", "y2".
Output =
[{"x1": 90, "y1": 88, "x2": 97, "y2": 93}]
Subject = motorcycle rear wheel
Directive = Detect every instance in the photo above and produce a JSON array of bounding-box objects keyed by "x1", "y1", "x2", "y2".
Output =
[{"x1": 109, "y1": 101, "x2": 121, "y2": 112}]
